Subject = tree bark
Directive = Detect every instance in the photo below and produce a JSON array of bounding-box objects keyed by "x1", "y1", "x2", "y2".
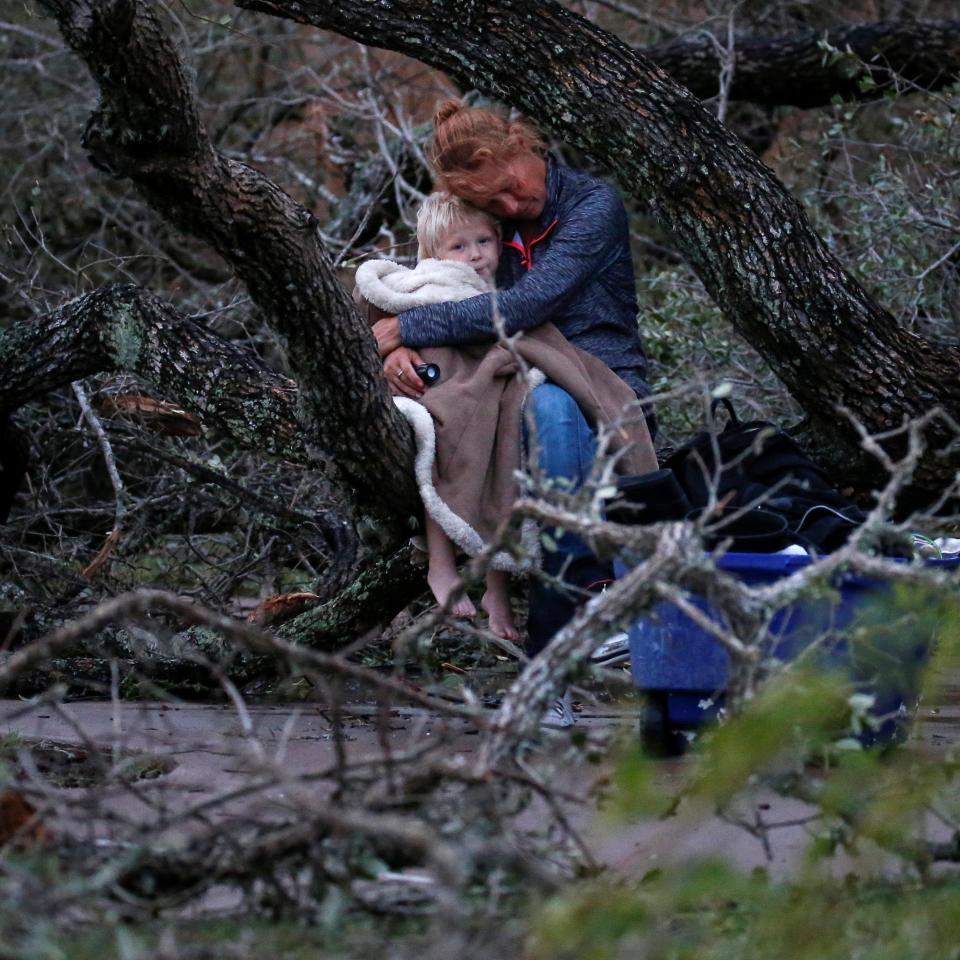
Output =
[
  {"x1": 0, "y1": 541, "x2": 427, "y2": 695},
  {"x1": 276, "y1": 541, "x2": 425, "y2": 647},
  {"x1": 0, "y1": 283, "x2": 369, "y2": 593},
  {"x1": 644, "y1": 19, "x2": 960, "y2": 108},
  {"x1": 39, "y1": 0, "x2": 419, "y2": 520},
  {"x1": 240, "y1": 0, "x2": 960, "y2": 492},
  {"x1": 0, "y1": 284, "x2": 306, "y2": 463}
]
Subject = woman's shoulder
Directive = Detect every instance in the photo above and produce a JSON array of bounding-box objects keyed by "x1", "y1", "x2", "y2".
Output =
[
  {"x1": 553, "y1": 162, "x2": 621, "y2": 214},
  {"x1": 355, "y1": 257, "x2": 405, "y2": 286}
]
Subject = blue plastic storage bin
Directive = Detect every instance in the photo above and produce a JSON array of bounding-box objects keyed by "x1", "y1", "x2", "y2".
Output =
[{"x1": 615, "y1": 552, "x2": 958, "y2": 745}]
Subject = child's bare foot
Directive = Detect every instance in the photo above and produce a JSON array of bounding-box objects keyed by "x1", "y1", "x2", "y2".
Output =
[
  {"x1": 481, "y1": 589, "x2": 521, "y2": 641},
  {"x1": 427, "y1": 568, "x2": 476, "y2": 619}
]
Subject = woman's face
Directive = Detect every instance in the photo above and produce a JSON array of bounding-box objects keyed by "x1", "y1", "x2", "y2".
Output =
[{"x1": 459, "y1": 152, "x2": 547, "y2": 223}]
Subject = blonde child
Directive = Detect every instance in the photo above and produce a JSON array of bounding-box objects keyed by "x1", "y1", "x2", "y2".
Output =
[
  {"x1": 416, "y1": 199, "x2": 521, "y2": 637},
  {"x1": 357, "y1": 194, "x2": 520, "y2": 640}
]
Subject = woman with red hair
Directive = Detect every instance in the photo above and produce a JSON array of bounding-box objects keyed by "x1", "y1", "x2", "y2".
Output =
[{"x1": 373, "y1": 101, "x2": 654, "y2": 726}]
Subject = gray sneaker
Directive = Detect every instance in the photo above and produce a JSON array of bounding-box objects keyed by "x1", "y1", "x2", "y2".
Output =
[
  {"x1": 590, "y1": 631, "x2": 630, "y2": 667},
  {"x1": 541, "y1": 688, "x2": 576, "y2": 728}
]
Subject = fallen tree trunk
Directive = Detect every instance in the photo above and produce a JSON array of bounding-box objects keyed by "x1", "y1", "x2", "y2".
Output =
[
  {"x1": 0, "y1": 549, "x2": 427, "y2": 695},
  {"x1": 0, "y1": 284, "x2": 305, "y2": 463},
  {"x1": 276, "y1": 542, "x2": 425, "y2": 647},
  {"x1": 644, "y1": 19, "x2": 960, "y2": 108},
  {"x1": 0, "y1": 282, "x2": 427, "y2": 648},
  {"x1": 0, "y1": 282, "x2": 364, "y2": 592}
]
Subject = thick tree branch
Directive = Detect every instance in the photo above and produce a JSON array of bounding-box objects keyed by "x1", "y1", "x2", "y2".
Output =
[
  {"x1": 241, "y1": 0, "x2": 960, "y2": 491},
  {"x1": 0, "y1": 283, "x2": 305, "y2": 462},
  {"x1": 646, "y1": 19, "x2": 960, "y2": 108},
  {"x1": 40, "y1": 0, "x2": 419, "y2": 517}
]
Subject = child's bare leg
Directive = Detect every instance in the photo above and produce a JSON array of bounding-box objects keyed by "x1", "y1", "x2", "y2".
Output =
[
  {"x1": 424, "y1": 516, "x2": 476, "y2": 618},
  {"x1": 481, "y1": 569, "x2": 520, "y2": 641}
]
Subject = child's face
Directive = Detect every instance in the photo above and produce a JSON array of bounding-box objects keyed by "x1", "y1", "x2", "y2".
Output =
[{"x1": 436, "y1": 215, "x2": 499, "y2": 282}]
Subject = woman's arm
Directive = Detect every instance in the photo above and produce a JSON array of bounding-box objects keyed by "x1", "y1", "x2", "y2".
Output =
[{"x1": 398, "y1": 184, "x2": 625, "y2": 348}]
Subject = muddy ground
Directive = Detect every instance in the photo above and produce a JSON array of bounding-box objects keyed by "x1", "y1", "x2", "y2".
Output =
[{"x1": 3, "y1": 658, "x2": 957, "y2": 895}]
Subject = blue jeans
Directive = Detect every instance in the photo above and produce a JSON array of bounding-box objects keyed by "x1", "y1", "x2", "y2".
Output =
[{"x1": 525, "y1": 384, "x2": 612, "y2": 657}]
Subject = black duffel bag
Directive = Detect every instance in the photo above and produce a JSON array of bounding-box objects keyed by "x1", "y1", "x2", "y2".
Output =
[{"x1": 662, "y1": 398, "x2": 866, "y2": 553}]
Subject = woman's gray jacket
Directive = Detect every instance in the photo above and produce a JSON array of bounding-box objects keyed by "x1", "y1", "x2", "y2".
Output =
[{"x1": 397, "y1": 159, "x2": 652, "y2": 406}]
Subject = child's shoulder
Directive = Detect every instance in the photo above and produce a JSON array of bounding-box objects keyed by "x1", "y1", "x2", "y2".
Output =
[
  {"x1": 355, "y1": 257, "x2": 406, "y2": 285},
  {"x1": 356, "y1": 256, "x2": 489, "y2": 312}
]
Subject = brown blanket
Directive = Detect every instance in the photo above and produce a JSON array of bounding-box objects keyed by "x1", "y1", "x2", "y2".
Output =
[
  {"x1": 356, "y1": 280, "x2": 658, "y2": 569},
  {"x1": 405, "y1": 325, "x2": 656, "y2": 562}
]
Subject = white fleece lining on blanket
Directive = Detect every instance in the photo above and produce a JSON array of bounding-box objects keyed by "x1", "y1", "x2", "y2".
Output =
[
  {"x1": 357, "y1": 255, "x2": 541, "y2": 572},
  {"x1": 393, "y1": 393, "x2": 541, "y2": 573},
  {"x1": 355, "y1": 257, "x2": 491, "y2": 312}
]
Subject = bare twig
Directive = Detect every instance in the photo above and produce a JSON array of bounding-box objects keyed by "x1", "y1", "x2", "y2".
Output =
[{"x1": 72, "y1": 379, "x2": 126, "y2": 577}]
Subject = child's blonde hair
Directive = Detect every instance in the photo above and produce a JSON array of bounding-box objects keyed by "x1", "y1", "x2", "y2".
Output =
[{"x1": 416, "y1": 191, "x2": 500, "y2": 262}]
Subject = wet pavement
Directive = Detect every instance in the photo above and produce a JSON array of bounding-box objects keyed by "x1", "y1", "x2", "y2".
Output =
[{"x1": 2, "y1": 670, "x2": 957, "y2": 881}]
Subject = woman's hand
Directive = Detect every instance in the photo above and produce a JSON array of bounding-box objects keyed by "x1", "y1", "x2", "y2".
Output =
[
  {"x1": 383, "y1": 346, "x2": 427, "y2": 398},
  {"x1": 372, "y1": 316, "x2": 402, "y2": 356}
]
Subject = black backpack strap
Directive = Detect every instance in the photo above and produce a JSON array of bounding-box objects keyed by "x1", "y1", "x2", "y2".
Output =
[{"x1": 709, "y1": 396, "x2": 740, "y2": 427}]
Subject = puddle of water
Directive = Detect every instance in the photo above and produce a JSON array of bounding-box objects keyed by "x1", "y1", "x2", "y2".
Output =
[{"x1": 0, "y1": 737, "x2": 176, "y2": 788}]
